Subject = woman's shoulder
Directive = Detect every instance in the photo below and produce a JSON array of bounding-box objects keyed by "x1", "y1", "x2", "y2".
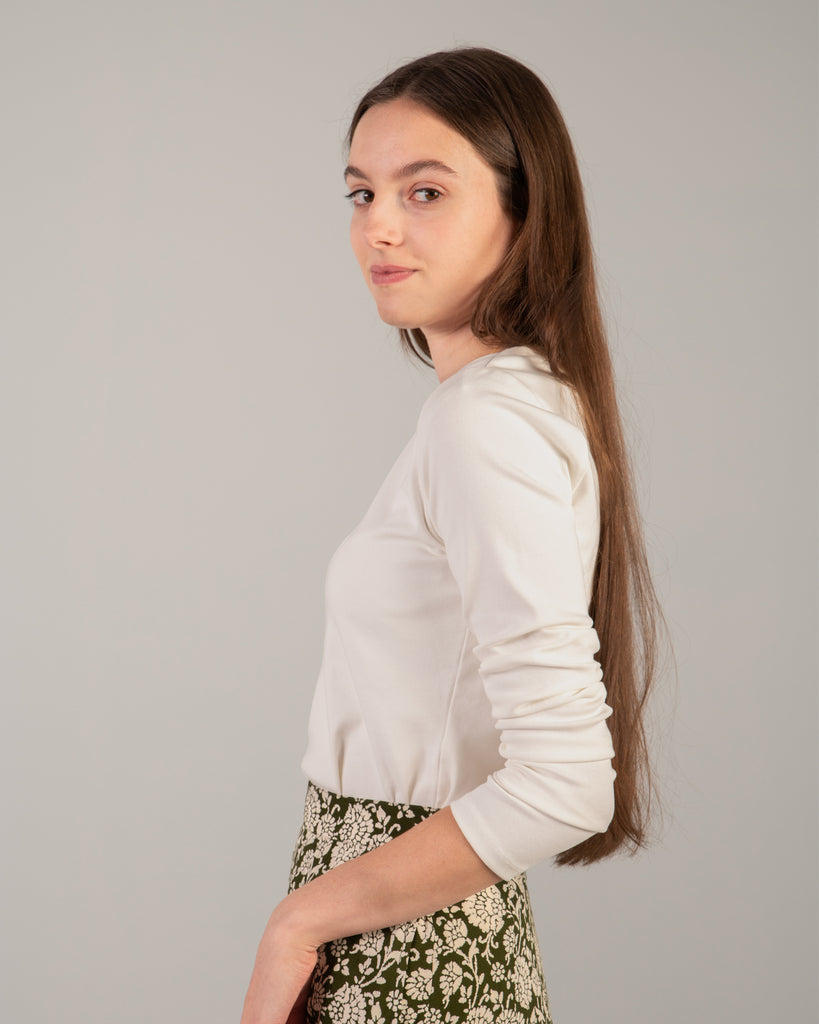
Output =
[{"x1": 417, "y1": 344, "x2": 592, "y2": 469}]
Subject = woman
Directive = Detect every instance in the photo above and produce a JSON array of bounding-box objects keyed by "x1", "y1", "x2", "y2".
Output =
[{"x1": 241, "y1": 46, "x2": 664, "y2": 1024}]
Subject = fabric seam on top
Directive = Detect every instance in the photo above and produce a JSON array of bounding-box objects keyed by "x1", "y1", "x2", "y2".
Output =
[{"x1": 432, "y1": 625, "x2": 472, "y2": 805}]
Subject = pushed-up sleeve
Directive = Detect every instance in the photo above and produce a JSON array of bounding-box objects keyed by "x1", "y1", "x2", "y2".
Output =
[{"x1": 416, "y1": 372, "x2": 616, "y2": 880}]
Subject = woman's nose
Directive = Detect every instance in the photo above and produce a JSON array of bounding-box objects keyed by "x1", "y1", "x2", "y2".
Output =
[{"x1": 362, "y1": 197, "x2": 404, "y2": 247}]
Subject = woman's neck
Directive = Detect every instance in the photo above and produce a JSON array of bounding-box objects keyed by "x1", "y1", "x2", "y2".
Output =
[{"x1": 426, "y1": 328, "x2": 505, "y2": 383}]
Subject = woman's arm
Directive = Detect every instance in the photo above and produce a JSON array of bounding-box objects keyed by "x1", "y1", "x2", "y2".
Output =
[
  {"x1": 283, "y1": 804, "x2": 499, "y2": 942},
  {"x1": 240, "y1": 808, "x2": 499, "y2": 1024}
]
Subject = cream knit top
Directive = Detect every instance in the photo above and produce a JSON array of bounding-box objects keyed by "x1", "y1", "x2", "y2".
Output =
[{"x1": 300, "y1": 344, "x2": 616, "y2": 880}]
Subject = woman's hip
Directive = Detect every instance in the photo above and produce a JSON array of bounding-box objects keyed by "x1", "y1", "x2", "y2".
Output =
[{"x1": 288, "y1": 781, "x2": 552, "y2": 1024}]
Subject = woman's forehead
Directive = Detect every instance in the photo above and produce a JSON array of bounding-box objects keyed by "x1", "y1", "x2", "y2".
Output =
[{"x1": 347, "y1": 100, "x2": 488, "y2": 181}]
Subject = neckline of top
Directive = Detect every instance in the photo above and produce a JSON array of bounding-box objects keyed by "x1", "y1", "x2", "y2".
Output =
[{"x1": 437, "y1": 344, "x2": 550, "y2": 387}]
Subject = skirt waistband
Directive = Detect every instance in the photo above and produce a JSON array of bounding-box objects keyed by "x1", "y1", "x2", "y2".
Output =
[{"x1": 288, "y1": 781, "x2": 440, "y2": 893}]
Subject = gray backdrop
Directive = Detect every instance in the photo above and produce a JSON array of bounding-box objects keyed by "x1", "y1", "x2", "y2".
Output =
[{"x1": 2, "y1": 1, "x2": 816, "y2": 1022}]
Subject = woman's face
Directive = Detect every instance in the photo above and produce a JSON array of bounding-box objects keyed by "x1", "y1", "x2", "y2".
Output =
[{"x1": 345, "y1": 98, "x2": 515, "y2": 341}]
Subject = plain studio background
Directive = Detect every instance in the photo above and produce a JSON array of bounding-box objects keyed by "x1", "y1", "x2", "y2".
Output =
[{"x1": 2, "y1": 2, "x2": 816, "y2": 1022}]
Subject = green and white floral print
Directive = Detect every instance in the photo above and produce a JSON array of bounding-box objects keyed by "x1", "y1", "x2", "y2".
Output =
[{"x1": 288, "y1": 782, "x2": 552, "y2": 1024}]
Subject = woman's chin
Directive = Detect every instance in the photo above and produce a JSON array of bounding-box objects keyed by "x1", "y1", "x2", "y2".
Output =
[{"x1": 375, "y1": 309, "x2": 421, "y2": 330}]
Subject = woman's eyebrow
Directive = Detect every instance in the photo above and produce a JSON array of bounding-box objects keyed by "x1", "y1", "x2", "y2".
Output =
[{"x1": 343, "y1": 159, "x2": 459, "y2": 181}]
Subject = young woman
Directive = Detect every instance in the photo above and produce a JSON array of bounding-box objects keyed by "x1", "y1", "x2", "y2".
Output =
[{"x1": 240, "y1": 46, "x2": 664, "y2": 1024}]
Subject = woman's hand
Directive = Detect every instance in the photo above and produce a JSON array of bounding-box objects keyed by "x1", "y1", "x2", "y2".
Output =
[{"x1": 239, "y1": 903, "x2": 318, "y2": 1024}]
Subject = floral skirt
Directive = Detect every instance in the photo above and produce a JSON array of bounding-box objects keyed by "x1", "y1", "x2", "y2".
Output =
[{"x1": 287, "y1": 781, "x2": 553, "y2": 1024}]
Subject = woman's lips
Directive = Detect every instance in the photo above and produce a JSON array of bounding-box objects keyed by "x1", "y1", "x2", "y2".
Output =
[{"x1": 370, "y1": 265, "x2": 416, "y2": 285}]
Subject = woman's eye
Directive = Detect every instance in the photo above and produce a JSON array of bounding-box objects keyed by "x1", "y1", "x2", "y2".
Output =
[
  {"x1": 413, "y1": 188, "x2": 441, "y2": 202},
  {"x1": 345, "y1": 189, "x2": 373, "y2": 206}
]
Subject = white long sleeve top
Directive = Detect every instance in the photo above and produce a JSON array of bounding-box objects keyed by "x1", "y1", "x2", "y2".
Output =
[{"x1": 300, "y1": 343, "x2": 616, "y2": 880}]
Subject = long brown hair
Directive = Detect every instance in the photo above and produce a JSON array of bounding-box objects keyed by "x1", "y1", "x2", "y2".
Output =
[{"x1": 347, "y1": 47, "x2": 668, "y2": 866}]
